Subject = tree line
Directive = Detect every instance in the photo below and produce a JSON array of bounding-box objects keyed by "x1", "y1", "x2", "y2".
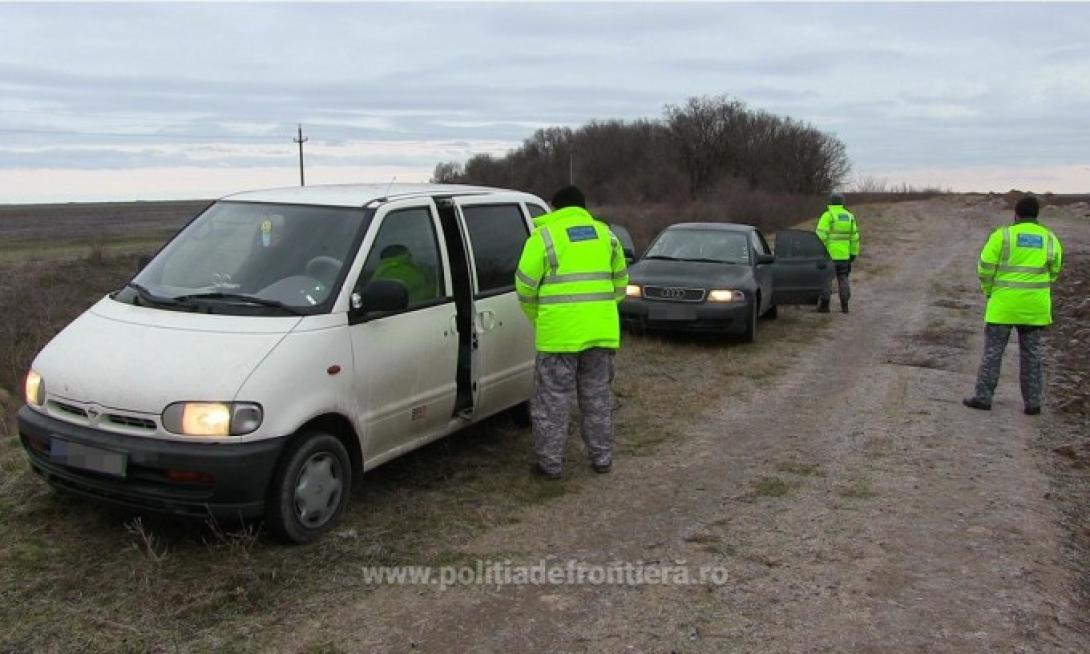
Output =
[{"x1": 432, "y1": 95, "x2": 851, "y2": 205}]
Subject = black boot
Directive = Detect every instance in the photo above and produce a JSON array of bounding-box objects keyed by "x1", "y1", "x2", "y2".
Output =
[
  {"x1": 841, "y1": 300, "x2": 849, "y2": 313},
  {"x1": 817, "y1": 299, "x2": 830, "y2": 313}
]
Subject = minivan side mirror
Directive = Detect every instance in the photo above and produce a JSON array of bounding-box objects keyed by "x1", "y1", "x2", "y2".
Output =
[
  {"x1": 350, "y1": 279, "x2": 409, "y2": 317},
  {"x1": 755, "y1": 253, "x2": 776, "y2": 265}
]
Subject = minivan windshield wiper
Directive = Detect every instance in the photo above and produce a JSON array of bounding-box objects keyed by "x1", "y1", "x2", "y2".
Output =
[
  {"x1": 171, "y1": 292, "x2": 306, "y2": 315},
  {"x1": 124, "y1": 282, "x2": 187, "y2": 308}
]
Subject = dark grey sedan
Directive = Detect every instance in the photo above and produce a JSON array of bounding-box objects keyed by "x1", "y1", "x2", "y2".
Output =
[{"x1": 619, "y1": 222, "x2": 831, "y2": 341}]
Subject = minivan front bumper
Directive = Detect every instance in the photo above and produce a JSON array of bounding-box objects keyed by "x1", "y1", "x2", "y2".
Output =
[{"x1": 17, "y1": 405, "x2": 286, "y2": 522}]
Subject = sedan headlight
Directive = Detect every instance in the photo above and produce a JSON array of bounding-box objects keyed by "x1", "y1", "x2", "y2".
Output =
[
  {"x1": 707, "y1": 289, "x2": 745, "y2": 303},
  {"x1": 625, "y1": 284, "x2": 642, "y2": 298},
  {"x1": 162, "y1": 402, "x2": 263, "y2": 437},
  {"x1": 25, "y1": 370, "x2": 44, "y2": 406}
]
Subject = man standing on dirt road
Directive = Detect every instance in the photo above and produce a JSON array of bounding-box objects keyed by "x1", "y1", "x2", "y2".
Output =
[
  {"x1": 964, "y1": 195, "x2": 1063, "y2": 415},
  {"x1": 815, "y1": 192, "x2": 861, "y2": 313},
  {"x1": 514, "y1": 186, "x2": 628, "y2": 479}
]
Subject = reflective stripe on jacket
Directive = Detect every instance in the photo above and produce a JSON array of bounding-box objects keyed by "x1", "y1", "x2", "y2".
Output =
[
  {"x1": 978, "y1": 221, "x2": 1063, "y2": 326},
  {"x1": 514, "y1": 206, "x2": 629, "y2": 353},
  {"x1": 815, "y1": 204, "x2": 860, "y2": 261}
]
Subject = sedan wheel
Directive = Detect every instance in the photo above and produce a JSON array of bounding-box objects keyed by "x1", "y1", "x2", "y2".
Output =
[{"x1": 741, "y1": 301, "x2": 758, "y2": 343}]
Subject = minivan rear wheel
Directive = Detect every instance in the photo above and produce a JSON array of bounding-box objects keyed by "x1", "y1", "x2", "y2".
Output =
[{"x1": 267, "y1": 430, "x2": 351, "y2": 543}]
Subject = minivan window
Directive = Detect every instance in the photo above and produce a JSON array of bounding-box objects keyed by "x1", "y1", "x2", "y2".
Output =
[
  {"x1": 462, "y1": 204, "x2": 529, "y2": 294},
  {"x1": 358, "y1": 207, "x2": 445, "y2": 308},
  {"x1": 124, "y1": 201, "x2": 368, "y2": 314},
  {"x1": 526, "y1": 203, "x2": 548, "y2": 219}
]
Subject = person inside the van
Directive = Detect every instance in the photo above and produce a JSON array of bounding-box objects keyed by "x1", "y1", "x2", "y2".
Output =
[{"x1": 371, "y1": 244, "x2": 434, "y2": 304}]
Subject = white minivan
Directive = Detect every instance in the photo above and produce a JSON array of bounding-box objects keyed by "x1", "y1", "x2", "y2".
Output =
[{"x1": 18, "y1": 184, "x2": 551, "y2": 542}]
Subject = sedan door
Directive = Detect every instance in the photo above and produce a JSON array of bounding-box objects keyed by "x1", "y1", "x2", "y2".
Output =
[{"x1": 770, "y1": 229, "x2": 833, "y2": 305}]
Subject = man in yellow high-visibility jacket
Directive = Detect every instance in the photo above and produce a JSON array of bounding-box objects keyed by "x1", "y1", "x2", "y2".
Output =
[
  {"x1": 964, "y1": 195, "x2": 1063, "y2": 415},
  {"x1": 815, "y1": 192, "x2": 861, "y2": 313},
  {"x1": 514, "y1": 186, "x2": 628, "y2": 479}
]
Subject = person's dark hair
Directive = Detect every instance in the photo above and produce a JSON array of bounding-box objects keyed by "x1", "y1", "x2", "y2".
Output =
[
  {"x1": 552, "y1": 185, "x2": 586, "y2": 209},
  {"x1": 1015, "y1": 195, "x2": 1040, "y2": 219},
  {"x1": 828, "y1": 192, "x2": 845, "y2": 205},
  {"x1": 380, "y1": 244, "x2": 409, "y2": 259}
]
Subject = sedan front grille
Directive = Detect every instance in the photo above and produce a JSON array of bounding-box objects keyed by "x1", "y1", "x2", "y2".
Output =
[{"x1": 642, "y1": 286, "x2": 707, "y2": 302}]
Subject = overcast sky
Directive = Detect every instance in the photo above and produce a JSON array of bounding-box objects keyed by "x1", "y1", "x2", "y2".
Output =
[{"x1": 2, "y1": 1, "x2": 1088, "y2": 203}]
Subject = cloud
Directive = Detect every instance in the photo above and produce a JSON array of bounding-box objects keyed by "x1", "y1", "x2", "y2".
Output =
[{"x1": 1, "y1": 2, "x2": 1088, "y2": 201}]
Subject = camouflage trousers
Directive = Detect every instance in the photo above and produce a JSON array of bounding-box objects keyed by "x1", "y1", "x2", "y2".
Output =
[
  {"x1": 971, "y1": 323, "x2": 1045, "y2": 409},
  {"x1": 820, "y1": 261, "x2": 852, "y2": 305},
  {"x1": 531, "y1": 348, "x2": 615, "y2": 474}
]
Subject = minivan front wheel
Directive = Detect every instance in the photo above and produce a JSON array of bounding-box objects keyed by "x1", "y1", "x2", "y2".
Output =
[{"x1": 267, "y1": 431, "x2": 351, "y2": 543}]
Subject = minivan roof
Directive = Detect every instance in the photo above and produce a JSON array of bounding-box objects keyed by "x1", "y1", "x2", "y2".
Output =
[{"x1": 222, "y1": 183, "x2": 526, "y2": 207}]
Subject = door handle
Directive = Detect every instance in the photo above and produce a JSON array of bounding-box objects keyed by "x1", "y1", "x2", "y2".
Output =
[{"x1": 479, "y1": 309, "x2": 497, "y2": 331}]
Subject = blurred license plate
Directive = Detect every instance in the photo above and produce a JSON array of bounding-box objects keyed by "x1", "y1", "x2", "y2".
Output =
[
  {"x1": 50, "y1": 438, "x2": 127, "y2": 477},
  {"x1": 649, "y1": 304, "x2": 697, "y2": 321}
]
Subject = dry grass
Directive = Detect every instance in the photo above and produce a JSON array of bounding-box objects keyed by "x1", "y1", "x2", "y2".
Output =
[{"x1": 752, "y1": 476, "x2": 795, "y2": 498}]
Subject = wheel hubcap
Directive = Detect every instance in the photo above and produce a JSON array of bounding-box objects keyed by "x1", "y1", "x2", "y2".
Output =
[{"x1": 293, "y1": 452, "x2": 343, "y2": 528}]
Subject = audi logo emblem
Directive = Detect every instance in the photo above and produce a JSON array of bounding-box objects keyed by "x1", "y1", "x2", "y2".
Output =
[{"x1": 660, "y1": 288, "x2": 687, "y2": 299}]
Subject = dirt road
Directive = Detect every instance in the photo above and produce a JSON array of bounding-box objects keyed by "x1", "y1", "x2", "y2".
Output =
[{"x1": 270, "y1": 197, "x2": 1089, "y2": 653}]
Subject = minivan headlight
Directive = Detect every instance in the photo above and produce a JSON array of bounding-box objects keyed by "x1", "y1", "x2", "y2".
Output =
[
  {"x1": 162, "y1": 402, "x2": 263, "y2": 437},
  {"x1": 25, "y1": 370, "x2": 44, "y2": 406}
]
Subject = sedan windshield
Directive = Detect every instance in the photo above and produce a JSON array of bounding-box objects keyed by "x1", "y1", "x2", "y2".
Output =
[
  {"x1": 644, "y1": 229, "x2": 751, "y2": 265},
  {"x1": 121, "y1": 201, "x2": 368, "y2": 314}
]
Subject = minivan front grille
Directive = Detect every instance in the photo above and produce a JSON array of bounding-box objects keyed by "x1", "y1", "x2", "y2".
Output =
[
  {"x1": 642, "y1": 286, "x2": 707, "y2": 303},
  {"x1": 107, "y1": 414, "x2": 156, "y2": 430},
  {"x1": 52, "y1": 401, "x2": 88, "y2": 418}
]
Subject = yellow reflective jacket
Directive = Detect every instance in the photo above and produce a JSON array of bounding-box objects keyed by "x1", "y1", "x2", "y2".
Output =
[
  {"x1": 977, "y1": 221, "x2": 1063, "y2": 326},
  {"x1": 815, "y1": 204, "x2": 860, "y2": 261},
  {"x1": 514, "y1": 206, "x2": 628, "y2": 353},
  {"x1": 372, "y1": 253, "x2": 433, "y2": 303}
]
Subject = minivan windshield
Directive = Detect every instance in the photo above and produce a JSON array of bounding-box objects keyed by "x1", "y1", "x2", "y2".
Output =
[
  {"x1": 120, "y1": 201, "x2": 369, "y2": 315},
  {"x1": 643, "y1": 229, "x2": 751, "y2": 265}
]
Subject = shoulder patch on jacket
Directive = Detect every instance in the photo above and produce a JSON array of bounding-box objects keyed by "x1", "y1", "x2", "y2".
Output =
[
  {"x1": 567, "y1": 226, "x2": 599, "y2": 242},
  {"x1": 836, "y1": 213, "x2": 852, "y2": 222},
  {"x1": 1016, "y1": 233, "x2": 1044, "y2": 248}
]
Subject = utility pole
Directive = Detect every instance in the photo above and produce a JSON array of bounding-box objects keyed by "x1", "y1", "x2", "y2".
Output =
[
  {"x1": 293, "y1": 124, "x2": 308, "y2": 186},
  {"x1": 568, "y1": 149, "x2": 574, "y2": 185}
]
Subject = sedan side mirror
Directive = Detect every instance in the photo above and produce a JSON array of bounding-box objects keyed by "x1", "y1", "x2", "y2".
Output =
[
  {"x1": 755, "y1": 253, "x2": 776, "y2": 265},
  {"x1": 350, "y1": 279, "x2": 409, "y2": 317}
]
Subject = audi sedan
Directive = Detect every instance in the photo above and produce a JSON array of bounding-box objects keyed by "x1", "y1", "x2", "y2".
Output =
[{"x1": 620, "y1": 222, "x2": 831, "y2": 341}]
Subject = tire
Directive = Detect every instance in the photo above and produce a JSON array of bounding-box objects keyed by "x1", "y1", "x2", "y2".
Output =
[
  {"x1": 741, "y1": 301, "x2": 758, "y2": 343},
  {"x1": 266, "y1": 430, "x2": 352, "y2": 544},
  {"x1": 511, "y1": 401, "x2": 532, "y2": 428},
  {"x1": 764, "y1": 304, "x2": 779, "y2": 320}
]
